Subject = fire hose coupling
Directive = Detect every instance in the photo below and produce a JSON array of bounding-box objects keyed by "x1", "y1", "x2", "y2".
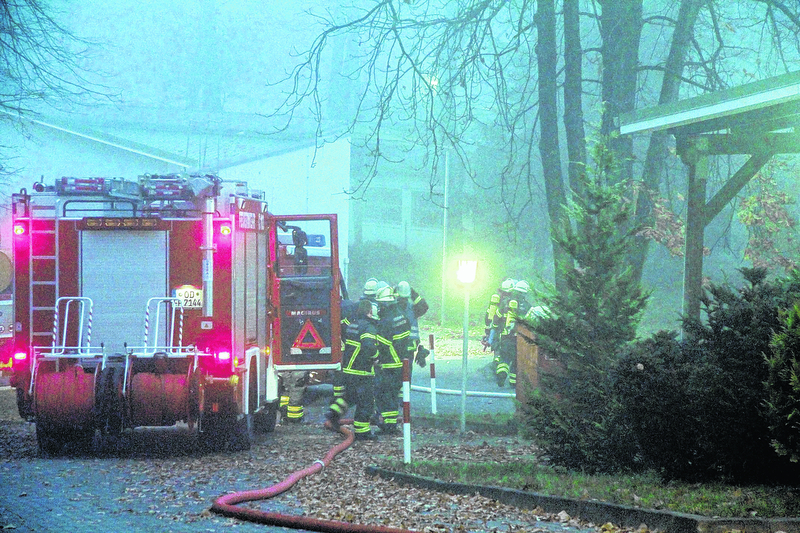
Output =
[{"x1": 313, "y1": 459, "x2": 325, "y2": 470}]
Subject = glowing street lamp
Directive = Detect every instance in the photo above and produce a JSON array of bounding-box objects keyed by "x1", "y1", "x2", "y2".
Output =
[
  {"x1": 457, "y1": 259, "x2": 477, "y2": 433},
  {"x1": 456, "y1": 260, "x2": 477, "y2": 284}
]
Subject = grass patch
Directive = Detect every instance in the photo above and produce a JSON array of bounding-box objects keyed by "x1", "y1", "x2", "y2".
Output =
[
  {"x1": 414, "y1": 411, "x2": 518, "y2": 433},
  {"x1": 376, "y1": 457, "x2": 800, "y2": 519}
]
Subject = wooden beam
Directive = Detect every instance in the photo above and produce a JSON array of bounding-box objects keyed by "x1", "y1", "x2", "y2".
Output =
[
  {"x1": 699, "y1": 132, "x2": 800, "y2": 155},
  {"x1": 703, "y1": 151, "x2": 774, "y2": 225}
]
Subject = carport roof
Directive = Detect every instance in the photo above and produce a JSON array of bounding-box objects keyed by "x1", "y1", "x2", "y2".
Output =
[{"x1": 619, "y1": 70, "x2": 800, "y2": 137}]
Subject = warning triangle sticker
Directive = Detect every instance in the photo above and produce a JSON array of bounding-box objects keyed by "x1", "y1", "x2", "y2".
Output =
[{"x1": 292, "y1": 318, "x2": 326, "y2": 349}]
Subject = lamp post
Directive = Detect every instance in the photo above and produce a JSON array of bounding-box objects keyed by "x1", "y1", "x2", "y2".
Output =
[
  {"x1": 456, "y1": 259, "x2": 477, "y2": 433},
  {"x1": 439, "y1": 149, "x2": 449, "y2": 327}
]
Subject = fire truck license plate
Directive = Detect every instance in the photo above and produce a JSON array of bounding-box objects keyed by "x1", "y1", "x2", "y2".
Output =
[{"x1": 175, "y1": 287, "x2": 203, "y2": 308}]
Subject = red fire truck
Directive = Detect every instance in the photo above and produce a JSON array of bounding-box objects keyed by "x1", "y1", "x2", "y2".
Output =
[{"x1": 8, "y1": 174, "x2": 341, "y2": 453}]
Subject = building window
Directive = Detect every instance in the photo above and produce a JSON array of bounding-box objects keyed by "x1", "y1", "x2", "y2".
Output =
[
  {"x1": 414, "y1": 194, "x2": 442, "y2": 228},
  {"x1": 370, "y1": 188, "x2": 402, "y2": 225}
]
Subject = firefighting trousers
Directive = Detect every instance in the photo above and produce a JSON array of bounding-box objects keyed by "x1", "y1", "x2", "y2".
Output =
[
  {"x1": 497, "y1": 334, "x2": 517, "y2": 386},
  {"x1": 281, "y1": 370, "x2": 307, "y2": 421},
  {"x1": 328, "y1": 373, "x2": 375, "y2": 434},
  {"x1": 331, "y1": 370, "x2": 345, "y2": 400},
  {"x1": 375, "y1": 366, "x2": 402, "y2": 426}
]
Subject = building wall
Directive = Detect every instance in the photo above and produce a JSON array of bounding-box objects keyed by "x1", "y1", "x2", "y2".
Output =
[{"x1": 349, "y1": 141, "x2": 446, "y2": 257}]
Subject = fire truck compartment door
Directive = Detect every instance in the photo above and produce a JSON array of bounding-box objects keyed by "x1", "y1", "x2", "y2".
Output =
[
  {"x1": 280, "y1": 277, "x2": 334, "y2": 364},
  {"x1": 81, "y1": 231, "x2": 168, "y2": 354}
]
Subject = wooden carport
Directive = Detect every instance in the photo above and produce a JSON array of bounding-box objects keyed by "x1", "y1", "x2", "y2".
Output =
[{"x1": 620, "y1": 71, "x2": 800, "y2": 324}]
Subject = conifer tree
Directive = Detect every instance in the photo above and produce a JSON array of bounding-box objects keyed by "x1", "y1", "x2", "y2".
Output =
[{"x1": 524, "y1": 139, "x2": 649, "y2": 472}]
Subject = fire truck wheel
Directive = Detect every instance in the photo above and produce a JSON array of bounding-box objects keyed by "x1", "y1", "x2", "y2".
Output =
[
  {"x1": 200, "y1": 413, "x2": 251, "y2": 452},
  {"x1": 253, "y1": 400, "x2": 279, "y2": 433},
  {"x1": 16, "y1": 387, "x2": 34, "y2": 421}
]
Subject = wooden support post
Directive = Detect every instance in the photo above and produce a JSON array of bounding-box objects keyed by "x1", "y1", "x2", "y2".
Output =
[{"x1": 680, "y1": 136, "x2": 709, "y2": 325}]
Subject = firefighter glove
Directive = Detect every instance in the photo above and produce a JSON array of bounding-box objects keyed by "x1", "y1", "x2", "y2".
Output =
[{"x1": 415, "y1": 345, "x2": 430, "y2": 367}]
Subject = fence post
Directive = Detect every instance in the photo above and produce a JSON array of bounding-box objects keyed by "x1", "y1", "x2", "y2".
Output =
[{"x1": 402, "y1": 358, "x2": 411, "y2": 464}]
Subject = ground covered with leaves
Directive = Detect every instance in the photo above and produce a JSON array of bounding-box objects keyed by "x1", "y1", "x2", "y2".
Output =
[{"x1": 0, "y1": 386, "x2": 619, "y2": 533}]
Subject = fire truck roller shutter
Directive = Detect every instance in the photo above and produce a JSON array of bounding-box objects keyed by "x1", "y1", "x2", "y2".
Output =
[{"x1": 80, "y1": 230, "x2": 168, "y2": 354}]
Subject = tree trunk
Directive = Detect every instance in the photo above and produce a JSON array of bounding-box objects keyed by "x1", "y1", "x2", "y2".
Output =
[
  {"x1": 600, "y1": 0, "x2": 643, "y2": 184},
  {"x1": 629, "y1": 0, "x2": 704, "y2": 284},
  {"x1": 536, "y1": 0, "x2": 569, "y2": 291},
  {"x1": 563, "y1": 0, "x2": 587, "y2": 200}
]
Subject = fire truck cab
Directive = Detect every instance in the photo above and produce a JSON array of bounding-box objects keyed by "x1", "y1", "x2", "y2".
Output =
[{"x1": 9, "y1": 174, "x2": 341, "y2": 453}]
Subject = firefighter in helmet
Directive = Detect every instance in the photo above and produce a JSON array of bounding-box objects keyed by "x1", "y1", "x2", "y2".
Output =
[
  {"x1": 361, "y1": 278, "x2": 379, "y2": 303},
  {"x1": 334, "y1": 277, "x2": 379, "y2": 401},
  {"x1": 482, "y1": 278, "x2": 515, "y2": 369},
  {"x1": 292, "y1": 228, "x2": 309, "y2": 275},
  {"x1": 395, "y1": 281, "x2": 430, "y2": 369},
  {"x1": 496, "y1": 279, "x2": 532, "y2": 388},
  {"x1": 374, "y1": 284, "x2": 413, "y2": 434},
  {"x1": 325, "y1": 299, "x2": 379, "y2": 440}
]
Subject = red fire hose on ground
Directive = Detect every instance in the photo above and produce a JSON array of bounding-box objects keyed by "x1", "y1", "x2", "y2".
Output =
[
  {"x1": 212, "y1": 360, "x2": 417, "y2": 532},
  {"x1": 210, "y1": 420, "x2": 415, "y2": 533}
]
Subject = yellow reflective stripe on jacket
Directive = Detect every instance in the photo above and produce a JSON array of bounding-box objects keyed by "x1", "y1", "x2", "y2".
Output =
[
  {"x1": 503, "y1": 299, "x2": 519, "y2": 335},
  {"x1": 342, "y1": 367, "x2": 374, "y2": 376},
  {"x1": 343, "y1": 333, "x2": 377, "y2": 374},
  {"x1": 377, "y1": 335, "x2": 403, "y2": 367}
]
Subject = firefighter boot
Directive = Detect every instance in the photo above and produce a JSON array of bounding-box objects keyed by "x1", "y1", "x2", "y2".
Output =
[
  {"x1": 279, "y1": 395, "x2": 289, "y2": 419},
  {"x1": 285, "y1": 404, "x2": 305, "y2": 423},
  {"x1": 355, "y1": 430, "x2": 377, "y2": 441},
  {"x1": 353, "y1": 420, "x2": 376, "y2": 440},
  {"x1": 495, "y1": 362, "x2": 509, "y2": 387}
]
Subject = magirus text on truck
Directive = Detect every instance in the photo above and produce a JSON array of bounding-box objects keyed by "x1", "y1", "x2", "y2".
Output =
[{"x1": 8, "y1": 174, "x2": 342, "y2": 453}]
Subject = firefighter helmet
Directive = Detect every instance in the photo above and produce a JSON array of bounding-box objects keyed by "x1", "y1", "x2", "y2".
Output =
[
  {"x1": 396, "y1": 281, "x2": 411, "y2": 298},
  {"x1": 363, "y1": 278, "x2": 379, "y2": 297},
  {"x1": 514, "y1": 280, "x2": 530, "y2": 294},
  {"x1": 500, "y1": 278, "x2": 515, "y2": 292},
  {"x1": 375, "y1": 285, "x2": 395, "y2": 303}
]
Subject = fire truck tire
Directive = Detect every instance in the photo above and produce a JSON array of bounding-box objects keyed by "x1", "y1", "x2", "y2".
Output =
[
  {"x1": 233, "y1": 415, "x2": 253, "y2": 450},
  {"x1": 16, "y1": 387, "x2": 34, "y2": 421},
  {"x1": 253, "y1": 400, "x2": 279, "y2": 433},
  {"x1": 199, "y1": 413, "x2": 252, "y2": 452}
]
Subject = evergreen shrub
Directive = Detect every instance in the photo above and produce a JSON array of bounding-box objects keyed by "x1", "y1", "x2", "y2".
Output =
[
  {"x1": 765, "y1": 269, "x2": 800, "y2": 463},
  {"x1": 614, "y1": 268, "x2": 800, "y2": 482}
]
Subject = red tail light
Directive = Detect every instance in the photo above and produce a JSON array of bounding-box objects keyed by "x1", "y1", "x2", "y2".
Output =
[{"x1": 13, "y1": 352, "x2": 27, "y2": 366}]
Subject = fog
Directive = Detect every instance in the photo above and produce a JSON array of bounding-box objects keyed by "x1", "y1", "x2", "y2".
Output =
[{"x1": 3, "y1": 0, "x2": 796, "y2": 332}]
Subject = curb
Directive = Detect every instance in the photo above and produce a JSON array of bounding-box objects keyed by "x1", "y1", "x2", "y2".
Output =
[{"x1": 366, "y1": 467, "x2": 800, "y2": 533}]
